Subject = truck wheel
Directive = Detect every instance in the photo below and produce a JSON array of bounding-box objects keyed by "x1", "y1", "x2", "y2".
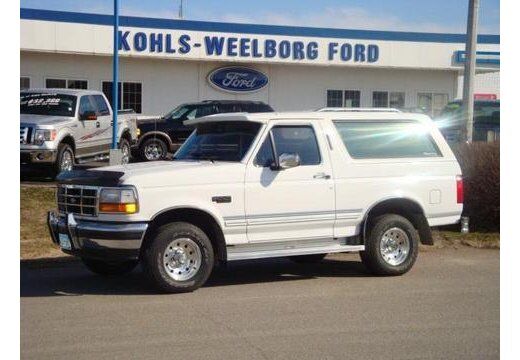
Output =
[
  {"x1": 142, "y1": 222, "x2": 214, "y2": 293},
  {"x1": 289, "y1": 253, "x2": 327, "y2": 263},
  {"x1": 82, "y1": 258, "x2": 138, "y2": 276},
  {"x1": 54, "y1": 143, "x2": 74, "y2": 174},
  {"x1": 140, "y1": 138, "x2": 167, "y2": 161},
  {"x1": 119, "y1": 138, "x2": 131, "y2": 164},
  {"x1": 360, "y1": 214, "x2": 419, "y2": 276}
]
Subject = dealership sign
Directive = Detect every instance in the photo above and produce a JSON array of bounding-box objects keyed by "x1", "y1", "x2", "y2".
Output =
[
  {"x1": 117, "y1": 31, "x2": 380, "y2": 64},
  {"x1": 208, "y1": 67, "x2": 268, "y2": 93},
  {"x1": 454, "y1": 50, "x2": 500, "y2": 65}
]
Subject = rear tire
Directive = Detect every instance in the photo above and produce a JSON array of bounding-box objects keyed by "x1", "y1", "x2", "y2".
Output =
[
  {"x1": 119, "y1": 138, "x2": 131, "y2": 164},
  {"x1": 82, "y1": 258, "x2": 138, "y2": 276},
  {"x1": 289, "y1": 253, "x2": 327, "y2": 264},
  {"x1": 360, "y1": 214, "x2": 419, "y2": 276},
  {"x1": 142, "y1": 222, "x2": 214, "y2": 293},
  {"x1": 140, "y1": 137, "x2": 168, "y2": 161}
]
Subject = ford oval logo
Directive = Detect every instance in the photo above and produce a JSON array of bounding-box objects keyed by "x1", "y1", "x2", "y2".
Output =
[{"x1": 208, "y1": 67, "x2": 268, "y2": 93}]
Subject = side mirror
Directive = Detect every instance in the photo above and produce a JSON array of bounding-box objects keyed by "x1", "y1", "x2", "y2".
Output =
[
  {"x1": 80, "y1": 111, "x2": 97, "y2": 121},
  {"x1": 271, "y1": 153, "x2": 300, "y2": 170}
]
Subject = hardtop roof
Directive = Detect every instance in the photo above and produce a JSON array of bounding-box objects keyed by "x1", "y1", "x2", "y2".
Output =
[{"x1": 20, "y1": 88, "x2": 104, "y2": 96}]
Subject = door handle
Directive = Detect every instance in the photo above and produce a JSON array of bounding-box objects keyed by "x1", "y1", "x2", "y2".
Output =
[
  {"x1": 313, "y1": 172, "x2": 331, "y2": 179},
  {"x1": 96, "y1": 121, "x2": 100, "y2": 128}
]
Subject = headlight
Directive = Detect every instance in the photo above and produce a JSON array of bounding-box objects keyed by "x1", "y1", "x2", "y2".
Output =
[
  {"x1": 99, "y1": 187, "x2": 139, "y2": 214},
  {"x1": 34, "y1": 129, "x2": 56, "y2": 145}
]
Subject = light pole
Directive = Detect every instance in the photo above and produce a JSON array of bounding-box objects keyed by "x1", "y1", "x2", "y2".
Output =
[
  {"x1": 461, "y1": 0, "x2": 480, "y2": 143},
  {"x1": 110, "y1": 0, "x2": 122, "y2": 164}
]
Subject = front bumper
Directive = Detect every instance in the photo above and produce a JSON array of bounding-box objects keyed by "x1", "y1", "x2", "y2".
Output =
[
  {"x1": 21, "y1": 149, "x2": 57, "y2": 164},
  {"x1": 47, "y1": 211, "x2": 148, "y2": 261}
]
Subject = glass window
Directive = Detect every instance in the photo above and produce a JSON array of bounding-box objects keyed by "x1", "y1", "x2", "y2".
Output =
[
  {"x1": 254, "y1": 135, "x2": 275, "y2": 167},
  {"x1": 327, "y1": 90, "x2": 343, "y2": 107},
  {"x1": 372, "y1": 91, "x2": 389, "y2": 107},
  {"x1": 344, "y1": 91, "x2": 360, "y2": 107},
  {"x1": 418, "y1": 92, "x2": 448, "y2": 117},
  {"x1": 334, "y1": 121, "x2": 441, "y2": 159},
  {"x1": 67, "y1": 80, "x2": 88, "y2": 89},
  {"x1": 92, "y1": 95, "x2": 110, "y2": 116},
  {"x1": 389, "y1": 92, "x2": 405, "y2": 109},
  {"x1": 174, "y1": 121, "x2": 262, "y2": 162},
  {"x1": 46, "y1": 79, "x2": 66, "y2": 89},
  {"x1": 123, "y1": 82, "x2": 142, "y2": 113},
  {"x1": 79, "y1": 96, "x2": 96, "y2": 116},
  {"x1": 20, "y1": 77, "x2": 30, "y2": 90},
  {"x1": 271, "y1": 126, "x2": 321, "y2": 165},
  {"x1": 20, "y1": 93, "x2": 77, "y2": 117}
]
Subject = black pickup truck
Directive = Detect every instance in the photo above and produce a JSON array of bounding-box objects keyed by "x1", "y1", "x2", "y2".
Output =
[{"x1": 133, "y1": 100, "x2": 274, "y2": 161}]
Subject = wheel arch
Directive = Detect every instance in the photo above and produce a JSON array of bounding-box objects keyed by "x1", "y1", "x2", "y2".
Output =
[
  {"x1": 142, "y1": 207, "x2": 227, "y2": 262},
  {"x1": 58, "y1": 134, "x2": 76, "y2": 152},
  {"x1": 362, "y1": 197, "x2": 433, "y2": 245},
  {"x1": 138, "y1": 131, "x2": 173, "y2": 151}
]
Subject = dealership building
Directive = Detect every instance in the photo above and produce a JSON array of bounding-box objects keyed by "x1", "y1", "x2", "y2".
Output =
[{"x1": 20, "y1": 8, "x2": 500, "y2": 117}]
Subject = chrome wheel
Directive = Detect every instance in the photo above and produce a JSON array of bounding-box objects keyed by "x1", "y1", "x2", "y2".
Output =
[
  {"x1": 60, "y1": 149, "x2": 73, "y2": 172},
  {"x1": 379, "y1": 227, "x2": 410, "y2": 266},
  {"x1": 120, "y1": 142, "x2": 130, "y2": 164},
  {"x1": 163, "y1": 238, "x2": 202, "y2": 281},
  {"x1": 144, "y1": 142, "x2": 164, "y2": 161}
]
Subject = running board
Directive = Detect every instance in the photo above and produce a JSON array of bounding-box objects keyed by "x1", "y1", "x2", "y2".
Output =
[{"x1": 226, "y1": 238, "x2": 365, "y2": 261}]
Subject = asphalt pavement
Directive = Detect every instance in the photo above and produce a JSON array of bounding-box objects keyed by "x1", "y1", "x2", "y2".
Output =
[{"x1": 20, "y1": 248, "x2": 499, "y2": 360}]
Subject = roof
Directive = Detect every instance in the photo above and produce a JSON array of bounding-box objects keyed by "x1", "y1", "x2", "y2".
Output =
[
  {"x1": 20, "y1": 8, "x2": 500, "y2": 45},
  {"x1": 21, "y1": 88, "x2": 103, "y2": 96},
  {"x1": 184, "y1": 111, "x2": 434, "y2": 126},
  {"x1": 316, "y1": 107, "x2": 401, "y2": 113}
]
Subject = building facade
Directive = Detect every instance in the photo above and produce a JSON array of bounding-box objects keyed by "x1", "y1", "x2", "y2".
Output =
[{"x1": 20, "y1": 8, "x2": 500, "y2": 117}]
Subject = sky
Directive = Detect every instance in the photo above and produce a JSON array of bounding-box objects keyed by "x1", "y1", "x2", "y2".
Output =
[{"x1": 20, "y1": 0, "x2": 500, "y2": 34}]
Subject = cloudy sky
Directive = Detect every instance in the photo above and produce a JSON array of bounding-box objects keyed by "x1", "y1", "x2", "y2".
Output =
[{"x1": 20, "y1": 0, "x2": 500, "y2": 34}]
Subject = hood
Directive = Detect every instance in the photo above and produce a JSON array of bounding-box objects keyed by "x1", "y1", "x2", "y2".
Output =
[
  {"x1": 20, "y1": 114, "x2": 74, "y2": 127},
  {"x1": 92, "y1": 160, "x2": 246, "y2": 188}
]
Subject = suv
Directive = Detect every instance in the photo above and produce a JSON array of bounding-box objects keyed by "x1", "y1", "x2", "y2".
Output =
[
  {"x1": 48, "y1": 110, "x2": 463, "y2": 293},
  {"x1": 21, "y1": 89, "x2": 139, "y2": 174},
  {"x1": 133, "y1": 100, "x2": 274, "y2": 161}
]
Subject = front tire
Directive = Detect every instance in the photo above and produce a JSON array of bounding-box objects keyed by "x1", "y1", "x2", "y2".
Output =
[
  {"x1": 140, "y1": 138, "x2": 168, "y2": 161},
  {"x1": 142, "y1": 222, "x2": 214, "y2": 293},
  {"x1": 82, "y1": 258, "x2": 138, "y2": 276},
  {"x1": 360, "y1": 214, "x2": 419, "y2": 276},
  {"x1": 54, "y1": 143, "x2": 74, "y2": 174},
  {"x1": 119, "y1": 138, "x2": 131, "y2": 164}
]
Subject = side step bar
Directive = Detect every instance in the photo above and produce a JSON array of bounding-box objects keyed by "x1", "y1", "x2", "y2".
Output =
[{"x1": 227, "y1": 238, "x2": 364, "y2": 261}]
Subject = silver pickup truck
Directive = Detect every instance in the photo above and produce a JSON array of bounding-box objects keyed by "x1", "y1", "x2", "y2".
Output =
[{"x1": 20, "y1": 89, "x2": 139, "y2": 174}]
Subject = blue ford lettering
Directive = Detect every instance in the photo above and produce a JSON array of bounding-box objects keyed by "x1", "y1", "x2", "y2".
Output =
[{"x1": 208, "y1": 67, "x2": 268, "y2": 93}]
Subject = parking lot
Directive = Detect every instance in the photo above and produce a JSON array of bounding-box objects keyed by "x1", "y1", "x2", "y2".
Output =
[{"x1": 21, "y1": 248, "x2": 499, "y2": 360}]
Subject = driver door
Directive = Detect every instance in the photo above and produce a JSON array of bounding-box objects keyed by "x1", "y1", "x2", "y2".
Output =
[
  {"x1": 244, "y1": 121, "x2": 335, "y2": 243},
  {"x1": 76, "y1": 95, "x2": 100, "y2": 157}
]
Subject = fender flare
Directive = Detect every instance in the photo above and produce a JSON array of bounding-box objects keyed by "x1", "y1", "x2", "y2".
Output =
[{"x1": 137, "y1": 131, "x2": 174, "y2": 150}]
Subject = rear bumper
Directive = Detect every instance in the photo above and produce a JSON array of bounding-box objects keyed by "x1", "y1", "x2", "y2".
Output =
[
  {"x1": 21, "y1": 150, "x2": 57, "y2": 164},
  {"x1": 47, "y1": 211, "x2": 148, "y2": 261}
]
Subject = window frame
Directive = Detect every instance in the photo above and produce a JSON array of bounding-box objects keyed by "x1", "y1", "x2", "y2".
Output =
[
  {"x1": 332, "y1": 119, "x2": 443, "y2": 160},
  {"x1": 326, "y1": 89, "x2": 344, "y2": 107},
  {"x1": 417, "y1": 91, "x2": 449, "y2": 117},
  {"x1": 20, "y1": 76, "x2": 31, "y2": 90},
  {"x1": 344, "y1": 90, "x2": 361, "y2": 108},
  {"x1": 44, "y1": 77, "x2": 88, "y2": 90},
  {"x1": 101, "y1": 80, "x2": 143, "y2": 114},
  {"x1": 253, "y1": 124, "x2": 323, "y2": 167}
]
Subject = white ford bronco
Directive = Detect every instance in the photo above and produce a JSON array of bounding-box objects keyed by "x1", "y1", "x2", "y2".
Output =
[
  {"x1": 48, "y1": 111, "x2": 463, "y2": 293},
  {"x1": 21, "y1": 89, "x2": 139, "y2": 174}
]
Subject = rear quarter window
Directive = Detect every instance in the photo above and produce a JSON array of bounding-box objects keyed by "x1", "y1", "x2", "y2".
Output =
[{"x1": 333, "y1": 120, "x2": 442, "y2": 159}]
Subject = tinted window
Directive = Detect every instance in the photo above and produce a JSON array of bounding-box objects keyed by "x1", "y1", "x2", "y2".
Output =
[
  {"x1": 174, "y1": 121, "x2": 261, "y2": 162},
  {"x1": 20, "y1": 93, "x2": 77, "y2": 117},
  {"x1": 254, "y1": 135, "x2": 275, "y2": 167},
  {"x1": 334, "y1": 121, "x2": 441, "y2": 159},
  {"x1": 242, "y1": 103, "x2": 274, "y2": 113},
  {"x1": 79, "y1": 96, "x2": 96, "y2": 116},
  {"x1": 271, "y1": 126, "x2": 321, "y2": 165},
  {"x1": 93, "y1": 95, "x2": 110, "y2": 116}
]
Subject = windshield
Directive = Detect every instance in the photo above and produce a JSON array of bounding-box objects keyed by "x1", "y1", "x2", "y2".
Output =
[
  {"x1": 20, "y1": 93, "x2": 77, "y2": 117},
  {"x1": 174, "y1": 121, "x2": 262, "y2": 162},
  {"x1": 163, "y1": 104, "x2": 193, "y2": 121}
]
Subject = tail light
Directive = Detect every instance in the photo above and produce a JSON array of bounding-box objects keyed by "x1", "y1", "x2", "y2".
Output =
[{"x1": 456, "y1": 175, "x2": 464, "y2": 204}]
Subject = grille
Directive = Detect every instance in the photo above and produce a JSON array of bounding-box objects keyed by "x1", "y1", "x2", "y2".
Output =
[
  {"x1": 57, "y1": 185, "x2": 99, "y2": 216},
  {"x1": 20, "y1": 126, "x2": 29, "y2": 144}
]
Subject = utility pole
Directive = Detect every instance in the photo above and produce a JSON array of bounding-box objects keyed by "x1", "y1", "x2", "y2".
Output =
[
  {"x1": 178, "y1": 0, "x2": 185, "y2": 19},
  {"x1": 461, "y1": 0, "x2": 480, "y2": 143},
  {"x1": 110, "y1": 0, "x2": 122, "y2": 164}
]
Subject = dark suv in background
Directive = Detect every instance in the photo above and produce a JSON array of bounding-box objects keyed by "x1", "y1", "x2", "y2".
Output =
[{"x1": 133, "y1": 100, "x2": 274, "y2": 161}]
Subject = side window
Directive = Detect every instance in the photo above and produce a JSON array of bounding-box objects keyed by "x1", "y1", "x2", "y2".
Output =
[
  {"x1": 92, "y1": 95, "x2": 110, "y2": 116},
  {"x1": 196, "y1": 105, "x2": 217, "y2": 117},
  {"x1": 333, "y1": 121, "x2": 442, "y2": 159},
  {"x1": 271, "y1": 126, "x2": 321, "y2": 166},
  {"x1": 78, "y1": 96, "x2": 96, "y2": 117},
  {"x1": 254, "y1": 135, "x2": 275, "y2": 167}
]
